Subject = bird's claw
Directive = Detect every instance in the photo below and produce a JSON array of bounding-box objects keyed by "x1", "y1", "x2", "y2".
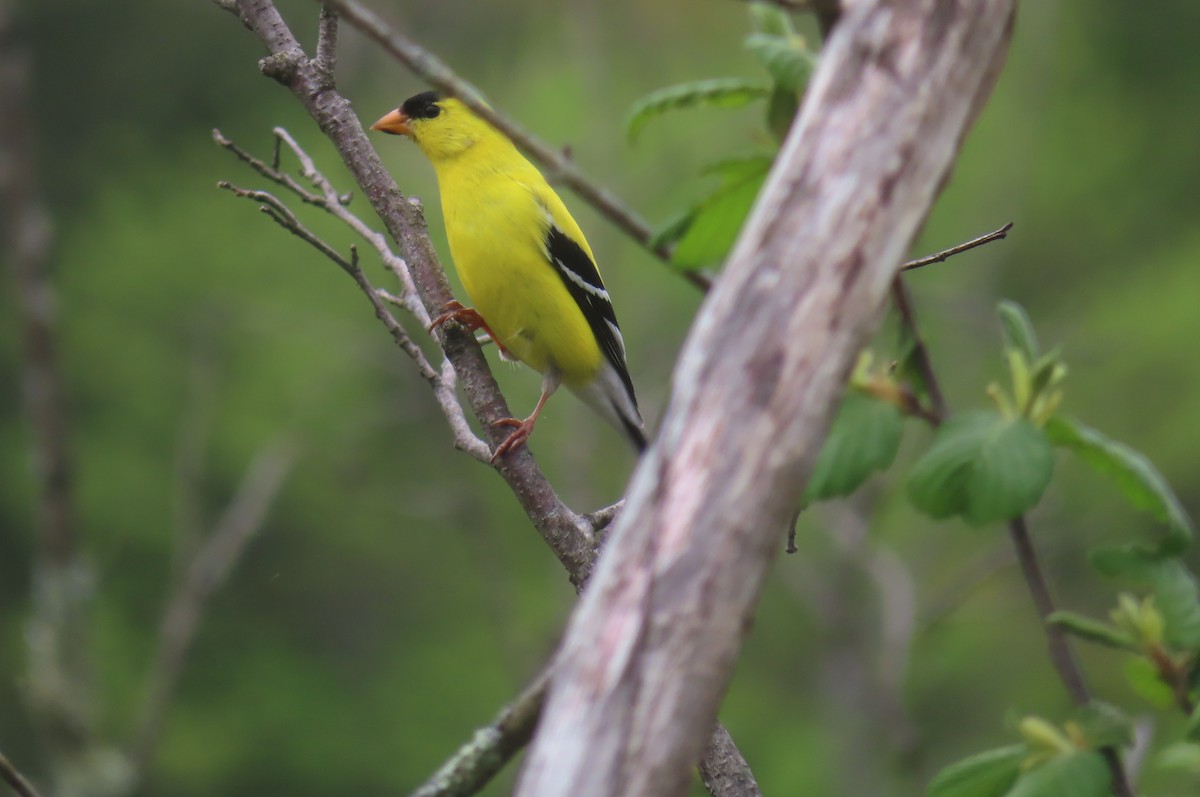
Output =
[
  {"x1": 489, "y1": 417, "x2": 534, "y2": 463},
  {"x1": 429, "y1": 301, "x2": 514, "y2": 360}
]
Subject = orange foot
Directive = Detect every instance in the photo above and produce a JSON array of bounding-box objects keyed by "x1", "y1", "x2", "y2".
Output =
[
  {"x1": 429, "y1": 300, "x2": 514, "y2": 360},
  {"x1": 489, "y1": 416, "x2": 536, "y2": 464}
]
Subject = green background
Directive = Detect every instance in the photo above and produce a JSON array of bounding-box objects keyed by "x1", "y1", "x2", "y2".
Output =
[{"x1": 2, "y1": 0, "x2": 1198, "y2": 795}]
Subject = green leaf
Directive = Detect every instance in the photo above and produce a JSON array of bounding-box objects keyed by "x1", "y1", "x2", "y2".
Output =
[
  {"x1": 766, "y1": 85, "x2": 799, "y2": 141},
  {"x1": 1089, "y1": 543, "x2": 1164, "y2": 580},
  {"x1": 1184, "y1": 703, "x2": 1200, "y2": 741},
  {"x1": 1124, "y1": 656, "x2": 1174, "y2": 708},
  {"x1": 997, "y1": 300, "x2": 1040, "y2": 362},
  {"x1": 1071, "y1": 701, "x2": 1134, "y2": 749},
  {"x1": 804, "y1": 392, "x2": 904, "y2": 502},
  {"x1": 1088, "y1": 545, "x2": 1200, "y2": 650},
  {"x1": 1045, "y1": 415, "x2": 1193, "y2": 551},
  {"x1": 1047, "y1": 611, "x2": 1139, "y2": 652},
  {"x1": 748, "y1": 2, "x2": 795, "y2": 37},
  {"x1": 1149, "y1": 560, "x2": 1200, "y2": 650},
  {"x1": 744, "y1": 32, "x2": 816, "y2": 92},
  {"x1": 926, "y1": 745, "x2": 1024, "y2": 797},
  {"x1": 626, "y1": 78, "x2": 770, "y2": 142},
  {"x1": 670, "y1": 156, "x2": 771, "y2": 268},
  {"x1": 1003, "y1": 752, "x2": 1109, "y2": 797},
  {"x1": 907, "y1": 410, "x2": 1055, "y2": 526},
  {"x1": 647, "y1": 208, "x2": 696, "y2": 252},
  {"x1": 1156, "y1": 742, "x2": 1200, "y2": 774}
]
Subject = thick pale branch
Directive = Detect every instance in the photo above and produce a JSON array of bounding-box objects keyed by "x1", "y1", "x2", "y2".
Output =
[{"x1": 516, "y1": 3, "x2": 1016, "y2": 797}]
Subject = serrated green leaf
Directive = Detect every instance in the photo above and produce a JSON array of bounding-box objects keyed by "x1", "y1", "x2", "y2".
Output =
[
  {"x1": 744, "y1": 32, "x2": 817, "y2": 92},
  {"x1": 1047, "y1": 611, "x2": 1139, "y2": 652},
  {"x1": 1003, "y1": 752, "x2": 1109, "y2": 797},
  {"x1": 670, "y1": 158, "x2": 771, "y2": 268},
  {"x1": 804, "y1": 392, "x2": 904, "y2": 502},
  {"x1": 1045, "y1": 416, "x2": 1193, "y2": 551},
  {"x1": 997, "y1": 300, "x2": 1040, "y2": 362},
  {"x1": 1071, "y1": 701, "x2": 1134, "y2": 749},
  {"x1": 1149, "y1": 560, "x2": 1200, "y2": 650},
  {"x1": 626, "y1": 78, "x2": 770, "y2": 142},
  {"x1": 907, "y1": 410, "x2": 1055, "y2": 526},
  {"x1": 1087, "y1": 545, "x2": 1200, "y2": 650},
  {"x1": 926, "y1": 745, "x2": 1024, "y2": 797},
  {"x1": 1124, "y1": 656, "x2": 1175, "y2": 708}
]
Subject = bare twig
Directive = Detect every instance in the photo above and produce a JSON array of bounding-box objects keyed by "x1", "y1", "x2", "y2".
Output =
[
  {"x1": 411, "y1": 670, "x2": 552, "y2": 797},
  {"x1": 892, "y1": 229, "x2": 1133, "y2": 793},
  {"x1": 0, "y1": 752, "x2": 43, "y2": 797},
  {"x1": 215, "y1": 137, "x2": 490, "y2": 461},
  {"x1": 132, "y1": 441, "x2": 297, "y2": 777},
  {"x1": 891, "y1": 276, "x2": 948, "y2": 422},
  {"x1": 320, "y1": 0, "x2": 714, "y2": 292},
  {"x1": 901, "y1": 222, "x2": 1013, "y2": 272}
]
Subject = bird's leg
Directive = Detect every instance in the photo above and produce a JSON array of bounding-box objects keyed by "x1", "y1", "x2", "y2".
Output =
[
  {"x1": 429, "y1": 300, "x2": 515, "y2": 360},
  {"x1": 489, "y1": 370, "x2": 561, "y2": 463}
]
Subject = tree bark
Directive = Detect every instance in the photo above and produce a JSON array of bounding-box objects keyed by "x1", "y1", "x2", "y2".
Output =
[{"x1": 514, "y1": 2, "x2": 1016, "y2": 797}]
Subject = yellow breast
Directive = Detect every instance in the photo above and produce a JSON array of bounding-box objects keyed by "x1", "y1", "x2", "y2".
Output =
[{"x1": 434, "y1": 156, "x2": 603, "y2": 388}]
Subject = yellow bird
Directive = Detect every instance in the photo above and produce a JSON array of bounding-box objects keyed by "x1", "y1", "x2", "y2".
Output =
[{"x1": 371, "y1": 92, "x2": 646, "y2": 461}]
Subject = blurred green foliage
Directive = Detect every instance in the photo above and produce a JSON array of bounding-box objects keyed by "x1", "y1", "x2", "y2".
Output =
[{"x1": 3, "y1": 1, "x2": 1200, "y2": 796}]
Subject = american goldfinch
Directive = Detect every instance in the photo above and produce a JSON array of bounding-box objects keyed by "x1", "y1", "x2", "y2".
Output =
[{"x1": 371, "y1": 91, "x2": 646, "y2": 460}]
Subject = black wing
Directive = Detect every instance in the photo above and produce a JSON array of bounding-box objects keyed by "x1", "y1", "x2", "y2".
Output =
[{"x1": 544, "y1": 226, "x2": 638, "y2": 410}]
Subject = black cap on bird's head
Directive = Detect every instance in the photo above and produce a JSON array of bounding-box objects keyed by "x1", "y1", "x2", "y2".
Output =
[{"x1": 371, "y1": 91, "x2": 443, "y2": 137}]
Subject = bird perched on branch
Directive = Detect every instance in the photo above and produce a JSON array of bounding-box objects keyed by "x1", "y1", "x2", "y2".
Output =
[{"x1": 371, "y1": 91, "x2": 646, "y2": 461}]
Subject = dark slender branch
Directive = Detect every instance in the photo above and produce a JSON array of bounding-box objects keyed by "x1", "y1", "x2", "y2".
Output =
[
  {"x1": 891, "y1": 276, "x2": 948, "y2": 422},
  {"x1": 131, "y1": 441, "x2": 296, "y2": 779},
  {"x1": 812, "y1": 0, "x2": 840, "y2": 39},
  {"x1": 901, "y1": 222, "x2": 1013, "y2": 272},
  {"x1": 0, "y1": 752, "x2": 43, "y2": 797},
  {"x1": 320, "y1": 0, "x2": 714, "y2": 292},
  {"x1": 893, "y1": 252, "x2": 1134, "y2": 795},
  {"x1": 410, "y1": 670, "x2": 552, "y2": 797}
]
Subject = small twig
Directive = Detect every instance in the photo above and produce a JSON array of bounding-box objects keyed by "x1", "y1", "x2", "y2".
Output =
[
  {"x1": 321, "y1": 0, "x2": 714, "y2": 293},
  {"x1": 891, "y1": 276, "x2": 948, "y2": 422},
  {"x1": 901, "y1": 222, "x2": 1013, "y2": 272},
  {"x1": 0, "y1": 751, "x2": 43, "y2": 797},
  {"x1": 215, "y1": 137, "x2": 490, "y2": 461},
  {"x1": 411, "y1": 669, "x2": 552, "y2": 797},
  {"x1": 131, "y1": 441, "x2": 297, "y2": 778}
]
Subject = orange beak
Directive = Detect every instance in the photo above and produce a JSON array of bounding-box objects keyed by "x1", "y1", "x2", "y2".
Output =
[{"x1": 370, "y1": 108, "x2": 411, "y2": 136}]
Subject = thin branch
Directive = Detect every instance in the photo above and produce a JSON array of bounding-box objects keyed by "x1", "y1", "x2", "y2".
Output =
[
  {"x1": 131, "y1": 440, "x2": 297, "y2": 778},
  {"x1": 891, "y1": 276, "x2": 948, "y2": 422},
  {"x1": 411, "y1": 670, "x2": 552, "y2": 797},
  {"x1": 215, "y1": 141, "x2": 490, "y2": 461},
  {"x1": 893, "y1": 240, "x2": 1133, "y2": 794},
  {"x1": 320, "y1": 0, "x2": 713, "y2": 293},
  {"x1": 0, "y1": 752, "x2": 43, "y2": 797},
  {"x1": 901, "y1": 222, "x2": 1013, "y2": 272}
]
